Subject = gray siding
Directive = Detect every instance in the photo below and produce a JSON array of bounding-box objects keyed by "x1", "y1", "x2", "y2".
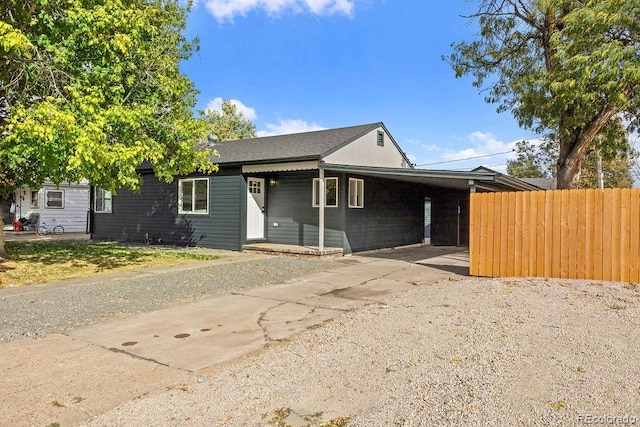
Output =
[
  {"x1": 265, "y1": 171, "x2": 345, "y2": 248},
  {"x1": 430, "y1": 189, "x2": 469, "y2": 246},
  {"x1": 92, "y1": 169, "x2": 244, "y2": 250},
  {"x1": 344, "y1": 176, "x2": 424, "y2": 252}
]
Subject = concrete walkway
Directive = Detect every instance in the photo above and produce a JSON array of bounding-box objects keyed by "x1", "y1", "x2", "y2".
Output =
[{"x1": 0, "y1": 246, "x2": 468, "y2": 427}]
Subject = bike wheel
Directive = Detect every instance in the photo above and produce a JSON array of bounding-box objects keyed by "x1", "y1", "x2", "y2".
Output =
[
  {"x1": 53, "y1": 225, "x2": 64, "y2": 235},
  {"x1": 36, "y1": 225, "x2": 47, "y2": 236}
]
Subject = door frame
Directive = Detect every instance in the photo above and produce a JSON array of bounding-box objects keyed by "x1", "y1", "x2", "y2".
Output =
[{"x1": 246, "y1": 177, "x2": 266, "y2": 240}]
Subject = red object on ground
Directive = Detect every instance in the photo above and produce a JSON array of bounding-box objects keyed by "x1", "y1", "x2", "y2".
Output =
[{"x1": 13, "y1": 221, "x2": 21, "y2": 231}]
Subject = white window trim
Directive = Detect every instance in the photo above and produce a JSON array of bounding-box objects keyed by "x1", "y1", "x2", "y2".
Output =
[
  {"x1": 45, "y1": 189, "x2": 64, "y2": 209},
  {"x1": 348, "y1": 178, "x2": 364, "y2": 208},
  {"x1": 94, "y1": 188, "x2": 113, "y2": 213},
  {"x1": 312, "y1": 177, "x2": 338, "y2": 208},
  {"x1": 178, "y1": 178, "x2": 209, "y2": 214}
]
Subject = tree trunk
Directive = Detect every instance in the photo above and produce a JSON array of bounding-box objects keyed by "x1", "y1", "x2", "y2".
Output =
[
  {"x1": 556, "y1": 152, "x2": 584, "y2": 189},
  {"x1": 0, "y1": 217, "x2": 8, "y2": 261}
]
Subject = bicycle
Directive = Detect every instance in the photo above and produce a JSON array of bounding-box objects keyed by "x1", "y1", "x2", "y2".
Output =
[{"x1": 36, "y1": 219, "x2": 64, "y2": 235}]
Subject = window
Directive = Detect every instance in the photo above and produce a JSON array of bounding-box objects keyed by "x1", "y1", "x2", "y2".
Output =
[
  {"x1": 95, "y1": 188, "x2": 112, "y2": 213},
  {"x1": 348, "y1": 178, "x2": 364, "y2": 208},
  {"x1": 313, "y1": 177, "x2": 338, "y2": 208},
  {"x1": 377, "y1": 130, "x2": 385, "y2": 146},
  {"x1": 178, "y1": 178, "x2": 209, "y2": 214},
  {"x1": 45, "y1": 190, "x2": 64, "y2": 208},
  {"x1": 30, "y1": 190, "x2": 39, "y2": 209}
]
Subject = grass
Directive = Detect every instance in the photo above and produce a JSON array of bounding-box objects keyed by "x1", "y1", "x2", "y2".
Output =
[{"x1": 0, "y1": 241, "x2": 222, "y2": 288}]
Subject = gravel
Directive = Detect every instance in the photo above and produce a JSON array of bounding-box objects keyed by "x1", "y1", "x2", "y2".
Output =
[
  {"x1": 0, "y1": 256, "x2": 345, "y2": 344},
  {"x1": 82, "y1": 276, "x2": 640, "y2": 427}
]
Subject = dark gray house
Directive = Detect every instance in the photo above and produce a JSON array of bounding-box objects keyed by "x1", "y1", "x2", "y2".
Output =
[{"x1": 91, "y1": 123, "x2": 538, "y2": 254}]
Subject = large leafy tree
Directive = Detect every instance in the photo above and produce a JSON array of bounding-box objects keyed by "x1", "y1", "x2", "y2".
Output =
[
  {"x1": 0, "y1": 0, "x2": 215, "y2": 259},
  {"x1": 507, "y1": 138, "x2": 636, "y2": 188},
  {"x1": 447, "y1": 0, "x2": 640, "y2": 189},
  {"x1": 202, "y1": 99, "x2": 257, "y2": 141}
]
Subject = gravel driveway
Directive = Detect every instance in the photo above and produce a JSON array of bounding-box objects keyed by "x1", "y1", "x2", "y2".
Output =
[
  {"x1": 83, "y1": 276, "x2": 640, "y2": 426},
  {"x1": 0, "y1": 256, "x2": 345, "y2": 343}
]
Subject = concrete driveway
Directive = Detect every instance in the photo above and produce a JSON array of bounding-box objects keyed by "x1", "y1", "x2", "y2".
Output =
[{"x1": 0, "y1": 245, "x2": 469, "y2": 426}]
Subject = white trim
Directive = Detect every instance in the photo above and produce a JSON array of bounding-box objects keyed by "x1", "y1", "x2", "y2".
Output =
[
  {"x1": 242, "y1": 161, "x2": 319, "y2": 173},
  {"x1": 312, "y1": 177, "x2": 338, "y2": 208},
  {"x1": 178, "y1": 178, "x2": 209, "y2": 214},
  {"x1": 94, "y1": 188, "x2": 113, "y2": 213},
  {"x1": 348, "y1": 178, "x2": 364, "y2": 208}
]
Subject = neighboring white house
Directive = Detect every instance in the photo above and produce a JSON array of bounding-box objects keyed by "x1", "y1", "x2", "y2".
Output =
[{"x1": 13, "y1": 181, "x2": 91, "y2": 232}]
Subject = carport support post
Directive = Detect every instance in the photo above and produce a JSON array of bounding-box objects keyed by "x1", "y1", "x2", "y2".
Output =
[{"x1": 319, "y1": 169, "x2": 325, "y2": 251}]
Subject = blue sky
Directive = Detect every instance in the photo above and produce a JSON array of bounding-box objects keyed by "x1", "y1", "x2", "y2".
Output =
[{"x1": 181, "y1": 0, "x2": 541, "y2": 172}]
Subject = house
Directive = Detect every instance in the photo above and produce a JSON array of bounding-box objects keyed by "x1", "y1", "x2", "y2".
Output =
[
  {"x1": 90, "y1": 123, "x2": 538, "y2": 253},
  {"x1": 7, "y1": 181, "x2": 91, "y2": 232}
]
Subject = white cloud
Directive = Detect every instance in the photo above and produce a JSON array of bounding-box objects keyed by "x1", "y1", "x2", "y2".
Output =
[
  {"x1": 441, "y1": 131, "x2": 518, "y2": 162},
  {"x1": 203, "y1": 0, "x2": 354, "y2": 22},
  {"x1": 257, "y1": 119, "x2": 326, "y2": 136},
  {"x1": 205, "y1": 97, "x2": 258, "y2": 120}
]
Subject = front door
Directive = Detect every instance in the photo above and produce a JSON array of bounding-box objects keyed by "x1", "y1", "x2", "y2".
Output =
[{"x1": 246, "y1": 177, "x2": 265, "y2": 240}]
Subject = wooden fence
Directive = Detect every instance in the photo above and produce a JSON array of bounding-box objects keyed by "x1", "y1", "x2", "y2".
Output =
[{"x1": 469, "y1": 188, "x2": 640, "y2": 282}]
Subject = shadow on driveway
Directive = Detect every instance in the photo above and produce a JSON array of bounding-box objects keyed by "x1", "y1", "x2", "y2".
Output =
[{"x1": 357, "y1": 245, "x2": 470, "y2": 276}]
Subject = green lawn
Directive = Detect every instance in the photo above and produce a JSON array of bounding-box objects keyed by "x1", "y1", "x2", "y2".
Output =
[{"x1": 0, "y1": 241, "x2": 222, "y2": 287}]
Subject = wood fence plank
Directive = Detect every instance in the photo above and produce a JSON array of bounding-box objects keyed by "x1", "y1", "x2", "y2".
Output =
[
  {"x1": 602, "y1": 190, "x2": 613, "y2": 281},
  {"x1": 536, "y1": 191, "x2": 546, "y2": 277},
  {"x1": 514, "y1": 191, "x2": 523, "y2": 277},
  {"x1": 493, "y1": 193, "x2": 503, "y2": 277},
  {"x1": 631, "y1": 190, "x2": 640, "y2": 283},
  {"x1": 620, "y1": 189, "x2": 631, "y2": 283},
  {"x1": 576, "y1": 190, "x2": 587, "y2": 279},
  {"x1": 469, "y1": 193, "x2": 476, "y2": 275},
  {"x1": 559, "y1": 190, "x2": 570, "y2": 279},
  {"x1": 568, "y1": 190, "x2": 578, "y2": 279},
  {"x1": 545, "y1": 191, "x2": 556, "y2": 278},
  {"x1": 485, "y1": 193, "x2": 496, "y2": 277},
  {"x1": 526, "y1": 191, "x2": 536, "y2": 276},
  {"x1": 500, "y1": 192, "x2": 510, "y2": 277},
  {"x1": 593, "y1": 190, "x2": 604, "y2": 281},
  {"x1": 611, "y1": 189, "x2": 622, "y2": 282},
  {"x1": 477, "y1": 193, "x2": 488, "y2": 276},
  {"x1": 584, "y1": 189, "x2": 595, "y2": 280},
  {"x1": 506, "y1": 192, "x2": 516, "y2": 277}
]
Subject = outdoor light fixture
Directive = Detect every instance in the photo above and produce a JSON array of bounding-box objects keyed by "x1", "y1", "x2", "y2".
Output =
[{"x1": 270, "y1": 178, "x2": 278, "y2": 187}]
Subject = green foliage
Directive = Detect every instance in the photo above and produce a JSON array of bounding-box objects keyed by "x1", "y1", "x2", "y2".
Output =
[
  {"x1": 0, "y1": 0, "x2": 216, "y2": 197},
  {"x1": 201, "y1": 99, "x2": 257, "y2": 141},
  {"x1": 447, "y1": 0, "x2": 640, "y2": 188}
]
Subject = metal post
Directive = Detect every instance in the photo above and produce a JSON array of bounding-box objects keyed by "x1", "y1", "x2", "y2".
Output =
[{"x1": 319, "y1": 168, "x2": 325, "y2": 252}]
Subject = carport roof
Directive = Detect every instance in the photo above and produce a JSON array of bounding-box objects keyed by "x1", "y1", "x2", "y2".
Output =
[{"x1": 320, "y1": 163, "x2": 541, "y2": 192}]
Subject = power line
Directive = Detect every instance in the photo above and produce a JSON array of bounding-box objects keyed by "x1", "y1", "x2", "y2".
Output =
[{"x1": 416, "y1": 149, "x2": 515, "y2": 167}]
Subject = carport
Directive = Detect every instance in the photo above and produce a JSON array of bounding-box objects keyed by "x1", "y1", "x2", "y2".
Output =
[{"x1": 319, "y1": 164, "x2": 539, "y2": 248}]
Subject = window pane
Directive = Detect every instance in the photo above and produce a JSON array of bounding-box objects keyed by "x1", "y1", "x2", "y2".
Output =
[
  {"x1": 194, "y1": 179, "x2": 208, "y2": 213},
  {"x1": 46, "y1": 191, "x2": 63, "y2": 208},
  {"x1": 313, "y1": 179, "x2": 320, "y2": 206},
  {"x1": 31, "y1": 191, "x2": 39, "y2": 208},
  {"x1": 181, "y1": 181, "x2": 193, "y2": 212},
  {"x1": 326, "y1": 179, "x2": 337, "y2": 207}
]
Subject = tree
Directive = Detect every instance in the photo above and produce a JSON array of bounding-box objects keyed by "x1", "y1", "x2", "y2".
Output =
[
  {"x1": 447, "y1": 0, "x2": 640, "y2": 189},
  {"x1": 507, "y1": 139, "x2": 636, "y2": 188},
  {"x1": 0, "y1": 0, "x2": 216, "y2": 259},
  {"x1": 201, "y1": 100, "x2": 257, "y2": 141}
]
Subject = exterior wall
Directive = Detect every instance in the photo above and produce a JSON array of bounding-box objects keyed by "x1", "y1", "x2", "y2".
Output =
[
  {"x1": 263, "y1": 171, "x2": 345, "y2": 249},
  {"x1": 91, "y1": 169, "x2": 244, "y2": 250},
  {"x1": 323, "y1": 126, "x2": 410, "y2": 169},
  {"x1": 14, "y1": 182, "x2": 90, "y2": 232},
  {"x1": 344, "y1": 175, "x2": 424, "y2": 252},
  {"x1": 430, "y1": 189, "x2": 470, "y2": 246}
]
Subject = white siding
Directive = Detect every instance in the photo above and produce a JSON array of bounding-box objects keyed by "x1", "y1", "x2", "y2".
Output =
[
  {"x1": 17, "y1": 182, "x2": 90, "y2": 232},
  {"x1": 323, "y1": 126, "x2": 411, "y2": 168}
]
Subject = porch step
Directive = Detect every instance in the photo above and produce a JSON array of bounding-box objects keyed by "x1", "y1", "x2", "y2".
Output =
[{"x1": 242, "y1": 243, "x2": 343, "y2": 258}]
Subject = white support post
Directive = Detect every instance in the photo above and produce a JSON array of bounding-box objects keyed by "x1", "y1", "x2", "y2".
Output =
[{"x1": 319, "y1": 169, "x2": 325, "y2": 252}]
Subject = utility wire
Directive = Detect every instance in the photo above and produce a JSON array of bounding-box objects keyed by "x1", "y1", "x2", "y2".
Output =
[{"x1": 416, "y1": 149, "x2": 515, "y2": 167}]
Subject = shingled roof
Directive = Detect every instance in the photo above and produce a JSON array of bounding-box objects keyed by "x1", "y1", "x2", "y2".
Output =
[{"x1": 213, "y1": 122, "x2": 382, "y2": 165}]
